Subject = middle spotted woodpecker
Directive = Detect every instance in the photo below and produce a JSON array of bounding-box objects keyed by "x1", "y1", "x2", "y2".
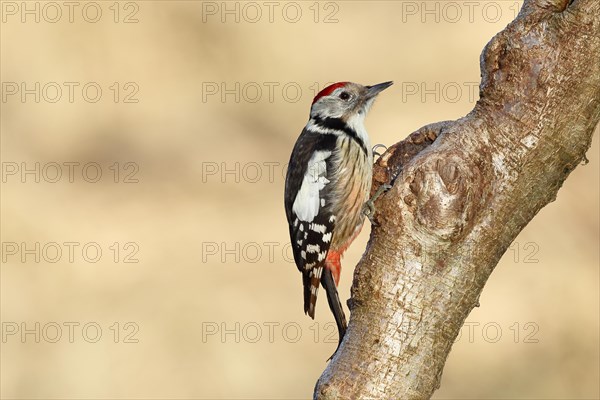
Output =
[{"x1": 284, "y1": 81, "x2": 393, "y2": 351}]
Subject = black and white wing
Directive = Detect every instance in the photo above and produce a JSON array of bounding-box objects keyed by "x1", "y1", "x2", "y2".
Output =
[{"x1": 284, "y1": 129, "x2": 337, "y2": 318}]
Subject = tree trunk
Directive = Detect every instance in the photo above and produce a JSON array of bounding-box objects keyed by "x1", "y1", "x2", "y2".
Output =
[{"x1": 314, "y1": 0, "x2": 600, "y2": 398}]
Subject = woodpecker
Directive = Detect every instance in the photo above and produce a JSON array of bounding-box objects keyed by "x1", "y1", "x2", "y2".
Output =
[{"x1": 284, "y1": 81, "x2": 393, "y2": 349}]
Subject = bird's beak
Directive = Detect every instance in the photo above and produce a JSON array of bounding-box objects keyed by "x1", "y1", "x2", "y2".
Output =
[{"x1": 366, "y1": 81, "x2": 393, "y2": 99}]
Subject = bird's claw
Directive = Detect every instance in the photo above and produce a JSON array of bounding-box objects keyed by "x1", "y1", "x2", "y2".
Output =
[
  {"x1": 372, "y1": 143, "x2": 388, "y2": 160},
  {"x1": 363, "y1": 201, "x2": 377, "y2": 226},
  {"x1": 363, "y1": 183, "x2": 393, "y2": 226}
]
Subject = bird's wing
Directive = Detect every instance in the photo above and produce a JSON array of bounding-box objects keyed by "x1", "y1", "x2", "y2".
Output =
[{"x1": 284, "y1": 128, "x2": 338, "y2": 317}]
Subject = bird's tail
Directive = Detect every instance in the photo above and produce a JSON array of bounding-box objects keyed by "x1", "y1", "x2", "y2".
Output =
[
  {"x1": 304, "y1": 266, "x2": 322, "y2": 318},
  {"x1": 322, "y1": 266, "x2": 347, "y2": 357},
  {"x1": 303, "y1": 259, "x2": 348, "y2": 359}
]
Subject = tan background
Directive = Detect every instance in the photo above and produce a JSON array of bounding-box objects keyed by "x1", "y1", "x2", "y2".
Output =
[{"x1": 1, "y1": 1, "x2": 598, "y2": 398}]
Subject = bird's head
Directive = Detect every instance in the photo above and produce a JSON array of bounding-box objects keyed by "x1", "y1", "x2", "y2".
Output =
[{"x1": 309, "y1": 81, "x2": 393, "y2": 121}]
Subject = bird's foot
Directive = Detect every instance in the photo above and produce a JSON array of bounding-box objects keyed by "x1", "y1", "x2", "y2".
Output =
[
  {"x1": 372, "y1": 143, "x2": 388, "y2": 160},
  {"x1": 363, "y1": 183, "x2": 393, "y2": 226}
]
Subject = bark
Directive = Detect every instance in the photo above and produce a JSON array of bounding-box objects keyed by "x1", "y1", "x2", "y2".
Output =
[{"x1": 314, "y1": 0, "x2": 600, "y2": 398}]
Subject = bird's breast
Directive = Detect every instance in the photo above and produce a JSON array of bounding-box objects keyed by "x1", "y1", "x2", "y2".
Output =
[{"x1": 329, "y1": 136, "x2": 373, "y2": 250}]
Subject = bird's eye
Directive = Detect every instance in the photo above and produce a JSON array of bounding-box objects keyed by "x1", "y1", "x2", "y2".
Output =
[{"x1": 339, "y1": 91, "x2": 351, "y2": 100}]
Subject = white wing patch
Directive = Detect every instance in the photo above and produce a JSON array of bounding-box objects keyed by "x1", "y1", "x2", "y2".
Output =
[
  {"x1": 309, "y1": 223, "x2": 327, "y2": 234},
  {"x1": 292, "y1": 150, "x2": 331, "y2": 222}
]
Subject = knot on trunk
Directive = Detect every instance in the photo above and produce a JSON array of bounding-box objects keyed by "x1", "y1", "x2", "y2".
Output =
[{"x1": 402, "y1": 152, "x2": 484, "y2": 242}]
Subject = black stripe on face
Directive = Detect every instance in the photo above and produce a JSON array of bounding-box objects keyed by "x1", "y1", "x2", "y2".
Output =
[{"x1": 312, "y1": 116, "x2": 368, "y2": 155}]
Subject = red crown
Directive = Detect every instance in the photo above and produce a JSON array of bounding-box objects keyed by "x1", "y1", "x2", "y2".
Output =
[{"x1": 312, "y1": 82, "x2": 348, "y2": 105}]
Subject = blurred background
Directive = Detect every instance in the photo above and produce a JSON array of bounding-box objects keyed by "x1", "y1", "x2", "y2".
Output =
[{"x1": 1, "y1": 1, "x2": 598, "y2": 399}]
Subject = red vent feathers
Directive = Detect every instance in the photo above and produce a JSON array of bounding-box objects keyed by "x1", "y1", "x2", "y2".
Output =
[{"x1": 312, "y1": 82, "x2": 348, "y2": 105}]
